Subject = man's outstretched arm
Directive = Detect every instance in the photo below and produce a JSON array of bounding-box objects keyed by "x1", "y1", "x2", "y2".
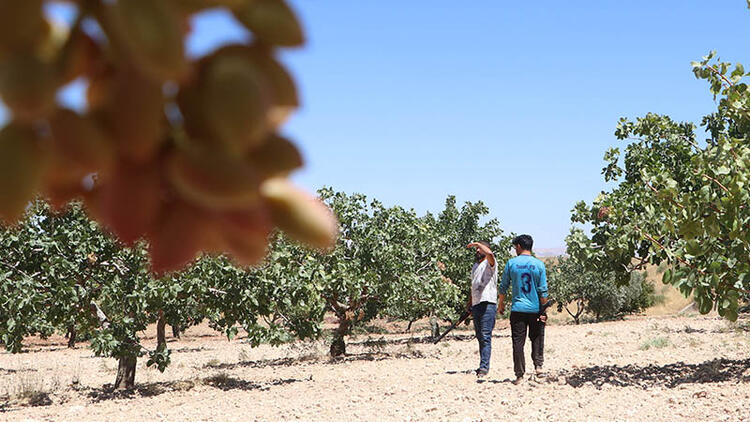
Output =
[{"x1": 467, "y1": 242, "x2": 495, "y2": 267}]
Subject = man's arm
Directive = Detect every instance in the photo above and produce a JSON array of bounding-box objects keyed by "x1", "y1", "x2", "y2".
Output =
[
  {"x1": 467, "y1": 242, "x2": 495, "y2": 267},
  {"x1": 537, "y1": 262, "x2": 549, "y2": 304},
  {"x1": 498, "y1": 262, "x2": 510, "y2": 313},
  {"x1": 538, "y1": 262, "x2": 549, "y2": 321}
]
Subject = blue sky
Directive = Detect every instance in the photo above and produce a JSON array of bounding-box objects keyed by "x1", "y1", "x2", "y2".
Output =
[{"x1": 2, "y1": 1, "x2": 749, "y2": 250}]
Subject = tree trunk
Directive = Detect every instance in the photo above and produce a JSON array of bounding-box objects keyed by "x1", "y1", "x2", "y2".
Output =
[
  {"x1": 575, "y1": 301, "x2": 585, "y2": 325},
  {"x1": 568, "y1": 300, "x2": 584, "y2": 325},
  {"x1": 330, "y1": 317, "x2": 351, "y2": 357},
  {"x1": 429, "y1": 316, "x2": 440, "y2": 339},
  {"x1": 405, "y1": 319, "x2": 414, "y2": 333},
  {"x1": 67, "y1": 325, "x2": 77, "y2": 348},
  {"x1": 172, "y1": 325, "x2": 181, "y2": 339},
  {"x1": 156, "y1": 310, "x2": 167, "y2": 350},
  {"x1": 114, "y1": 355, "x2": 137, "y2": 390}
]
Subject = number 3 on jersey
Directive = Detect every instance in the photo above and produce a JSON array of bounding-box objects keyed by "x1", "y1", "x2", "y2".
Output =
[{"x1": 521, "y1": 272, "x2": 532, "y2": 294}]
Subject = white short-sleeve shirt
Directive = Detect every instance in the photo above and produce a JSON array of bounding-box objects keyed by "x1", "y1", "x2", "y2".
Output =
[{"x1": 471, "y1": 259, "x2": 498, "y2": 305}]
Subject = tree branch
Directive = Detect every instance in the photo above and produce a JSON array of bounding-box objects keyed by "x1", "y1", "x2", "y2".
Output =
[
  {"x1": 644, "y1": 181, "x2": 685, "y2": 210},
  {"x1": 634, "y1": 225, "x2": 706, "y2": 275},
  {"x1": 89, "y1": 300, "x2": 111, "y2": 329},
  {"x1": 702, "y1": 174, "x2": 730, "y2": 193},
  {"x1": 207, "y1": 287, "x2": 227, "y2": 295},
  {"x1": 706, "y1": 65, "x2": 735, "y2": 88}
]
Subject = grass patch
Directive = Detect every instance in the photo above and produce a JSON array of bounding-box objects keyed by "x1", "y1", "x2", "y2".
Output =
[
  {"x1": 639, "y1": 336, "x2": 671, "y2": 350},
  {"x1": 3, "y1": 370, "x2": 60, "y2": 407}
]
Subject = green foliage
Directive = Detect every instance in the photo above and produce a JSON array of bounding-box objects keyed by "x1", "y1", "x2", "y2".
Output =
[
  {"x1": 570, "y1": 52, "x2": 750, "y2": 321},
  {"x1": 189, "y1": 251, "x2": 324, "y2": 346},
  {"x1": 549, "y1": 256, "x2": 654, "y2": 323},
  {"x1": 424, "y1": 196, "x2": 513, "y2": 316},
  {"x1": 263, "y1": 189, "x2": 510, "y2": 356},
  {"x1": 273, "y1": 188, "x2": 461, "y2": 355},
  {"x1": 620, "y1": 271, "x2": 655, "y2": 314},
  {"x1": 0, "y1": 200, "x2": 163, "y2": 378},
  {"x1": 0, "y1": 200, "x2": 326, "y2": 385},
  {"x1": 1, "y1": 188, "x2": 512, "y2": 375}
]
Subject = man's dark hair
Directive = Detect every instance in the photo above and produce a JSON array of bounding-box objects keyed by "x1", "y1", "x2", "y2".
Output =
[
  {"x1": 478, "y1": 241, "x2": 491, "y2": 249},
  {"x1": 512, "y1": 234, "x2": 533, "y2": 251}
]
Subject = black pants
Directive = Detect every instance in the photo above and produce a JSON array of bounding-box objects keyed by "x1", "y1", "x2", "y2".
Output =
[{"x1": 510, "y1": 311, "x2": 545, "y2": 377}]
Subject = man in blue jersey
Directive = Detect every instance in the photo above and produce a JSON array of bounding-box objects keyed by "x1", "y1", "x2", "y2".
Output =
[
  {"x1": 498, "y1": 234, "x2": 549, "y2": 385},
  {"x1": 465, "y1": 241, "x2": 498, "y2": 378}
]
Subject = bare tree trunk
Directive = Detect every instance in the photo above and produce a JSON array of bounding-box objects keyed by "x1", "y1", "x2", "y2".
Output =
[
  {"x1": 429, "y1": 316, "x2": 440, "y2": 339},
  {"x1": 67, "y1": 325, "x2": 77, "y2": 348},
  {"x1": 172, "y1": 325, "x2": 181, "y2": 339},
  {"x1": 330, "y1": 317, "x2": 351, "y2": 357},
  {"x1": 405, "y1": 319, "x2": 414, "y2": 333},
  {"x1": 156, "y1": 310, "x2": 167, "y2": 350},
  {"x1": 114, "y1": 355, "x2": 136, "y2": 390},
  {"x1": 567, "y1": 300, "x2": 585, "y2": 325}
]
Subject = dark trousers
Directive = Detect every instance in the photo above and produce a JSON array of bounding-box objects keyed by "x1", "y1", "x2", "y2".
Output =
[
  {"x1": 472, "y1": 301, "x2": 497, "y2": 372},
  {"x1": 510, "y1": 311, "x2": 545, "y2": 377}
]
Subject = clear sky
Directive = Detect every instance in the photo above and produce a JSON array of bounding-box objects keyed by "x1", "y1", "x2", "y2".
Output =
[{"x1": 2, "y1": 1, "x2": 749, "y2": 251}]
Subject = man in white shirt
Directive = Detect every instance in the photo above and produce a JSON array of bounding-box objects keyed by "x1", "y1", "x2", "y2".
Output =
[{"x1": 466, "y1": 241, "x2": 498, "y2": 378}]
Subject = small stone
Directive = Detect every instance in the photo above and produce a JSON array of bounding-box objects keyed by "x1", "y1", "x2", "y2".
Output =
[{"x1": 68, "y1": 405, "x2": 85, "y2": 413}]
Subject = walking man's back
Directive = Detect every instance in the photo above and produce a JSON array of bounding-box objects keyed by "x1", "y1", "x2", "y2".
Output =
[{"x1": 498, "y1": 234, "x2": 549, "y2": 385}]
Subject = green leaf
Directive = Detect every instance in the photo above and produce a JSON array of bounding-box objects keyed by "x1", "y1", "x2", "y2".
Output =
[
  {"x1": 661, "y1": 268, "x2": 672, "y2": 284},
  {"x1": 725, "y1": 308, "x2": 738, "y2": 322}
]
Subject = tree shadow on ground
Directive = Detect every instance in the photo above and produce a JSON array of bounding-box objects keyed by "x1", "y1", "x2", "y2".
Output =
[
  {"x1": 206, "y1": 349, "x2": 428, "y2": 371},
  {"x1": 557, "y1": 357, "x2": 750, "y2": 389},
  {"x1": 86, "y1": 379, "x2": 199, "y2": 402},
  {"x1": 86, "y1": 375, "x2": 309, "y2": 402},
  {"x1": 202, "y1": 374, "x2": 303, "y2": 392},
  {"x1": 445, "y1": 369, "x2": 474, "y2": 375},
  {"x1": 329, "y1": 350, "x2": 427, "y2": 364},
  {"x1": 349, "y1": 331, "x2": 509, "y2": 348},
  {"x1": 0, "y1": 367, "x2": 38, "y2": 374},
  {"x1": 13, "y1": 346, "x2": 72, "y2": 354},
  {"x1": 0, "y1": 391, "x2": 53, "y2": 411},
  {"x1": 171, "y1": 346, "x2": 208, "y2": 353}
]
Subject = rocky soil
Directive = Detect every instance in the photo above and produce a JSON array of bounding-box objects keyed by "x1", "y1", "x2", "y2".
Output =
[{"x1": 1, "y1": 315, "x2": 749, "y2": 421}]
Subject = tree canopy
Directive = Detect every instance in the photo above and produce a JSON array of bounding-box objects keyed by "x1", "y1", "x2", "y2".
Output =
[{"x1": 569, "y1": 52, "x2": 750, "y2": 321}]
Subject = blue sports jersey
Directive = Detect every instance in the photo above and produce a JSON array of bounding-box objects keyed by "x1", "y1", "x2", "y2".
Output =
[{"x1": 499, "y1": 255, "x2": 548, "y2": 313}]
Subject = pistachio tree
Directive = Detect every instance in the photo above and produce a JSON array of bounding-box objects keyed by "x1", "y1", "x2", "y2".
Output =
[
  {"x1": 0, "y1": 200, "x2": 324, "y2": 389},
  {"x1": 424, "y1": 196, "x2": 513, "y2": 315},
  {"x1": 548, "y1": 255, "x2": 654, "y2": 324},
  {"x1": 570, "y1": 52, "x2": 750, "y2": 321}
]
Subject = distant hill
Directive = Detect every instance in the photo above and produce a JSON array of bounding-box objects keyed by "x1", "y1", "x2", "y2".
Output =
[{"x1": 534, "y1": 247, "x2": 567, "y2": 257}]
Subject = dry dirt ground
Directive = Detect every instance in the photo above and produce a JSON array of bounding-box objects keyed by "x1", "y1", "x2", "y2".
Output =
[{"x1": 1, "y1": 313, "x2": 749, "y2": 422}]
